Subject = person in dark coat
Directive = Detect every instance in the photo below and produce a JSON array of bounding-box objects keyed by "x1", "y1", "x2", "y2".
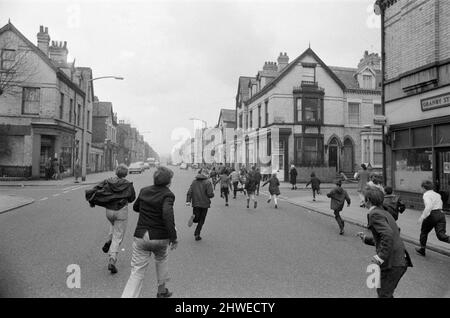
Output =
[
  {"x1": 186, "y1": 170, "x2": 215, "y2": 241},
  {"x1": 305, "y1": 172, "x2": 321, "y2": 201},
  {"x1": 383, "y1": 186, "x2": 405, "y2": 222},
  {"x1": 262, "y1": 173, "x2": 281, "y2": 208},
  {"x1": 327, "y1": 180, "x2": 350, "y2": 234},
  {"x1": 91, "y1": 164, "x2": 136, "y2": 274},
  {"x1": 122, "y1": 166, "x2": 177, "y2": 298},
  {"x1": 52, "y1": 158, "x2": 59, "y2": 180},
  {"x1": 357, "y1": 186, "x2": 412, "y2": 298},
  {"x1": 255, "y1": 167, "x2": 262, "y2": 196},
  {"x1": 289, "y1": 165, "x2": 298, "y2": 190},
  {"x1": 245, "y1": 166, "x2": 258, "y2": 209},
  {"x1": 45, "y1": 157, "x2": 53, "y2": 180}
]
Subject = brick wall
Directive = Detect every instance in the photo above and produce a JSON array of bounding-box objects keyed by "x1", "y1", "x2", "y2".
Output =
[{"x1": 384, "y1": 0, "x2": 448, "y2": 80}]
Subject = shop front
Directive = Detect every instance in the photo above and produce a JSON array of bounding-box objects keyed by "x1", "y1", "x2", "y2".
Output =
[{"x1": 390, "y1": 115, "x2": 450, "y2": 211}]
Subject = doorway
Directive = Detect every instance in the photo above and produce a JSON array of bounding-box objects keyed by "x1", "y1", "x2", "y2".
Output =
[
  {"x1": 436, "y1": 148, "x2": 450, "y2": 211},
  {"x1": 40, "y1": 135, "x2": 54, "y2": 178},
  {"x1": 343, "y1": 138, "x2": 354, "y2": 173},
  {"x1": 328, "y1": 138, "x2": 339, "y2": 171}
]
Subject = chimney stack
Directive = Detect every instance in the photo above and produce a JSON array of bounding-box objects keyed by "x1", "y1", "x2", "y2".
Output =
[
  {"x1": 277, "y1": 52, "x2": 289, "y2": 72},
  {"x1": 49, "y1": 40, "x2": 69, "y2": 64},
  {"x1": 37, "y1": 25, "x2": 50, "y2": 56},
  {"x1": 358, "y1": 51, "x2": 381, "y2": 72}
]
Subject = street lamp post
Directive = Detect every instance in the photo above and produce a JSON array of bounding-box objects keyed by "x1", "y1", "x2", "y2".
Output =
[
  {"x1": 81, "y1": 75, "x2": 124, "y2": 181},
  {"x1": 189, "y1": 117, "x2": 207, "y2": 165}
]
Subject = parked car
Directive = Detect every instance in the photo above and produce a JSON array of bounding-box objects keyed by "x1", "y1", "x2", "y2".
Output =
[
  {"x1": 143, "y1": 162, "x2": 150, "y2": 170},
  {"x1": 129, "y1": 162, "x2": 144, "y2": 174},
  {"x1": 179, "y1": 163, "x2": 188, "y2": 170},
  {"x1": 191, "y1": 163, "x2": 199, "y2": 169}
]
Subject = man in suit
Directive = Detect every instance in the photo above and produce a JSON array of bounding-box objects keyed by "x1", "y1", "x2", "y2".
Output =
[{"x1": 357, "y1": 186, "x2": 412, "y2": 298}]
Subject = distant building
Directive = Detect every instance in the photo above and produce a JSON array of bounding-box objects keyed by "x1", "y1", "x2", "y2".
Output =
[
  {"x1": 376, "y1": 0, "x2": 450, "y2": 211},
  {"x1": 92, "y1": 98, "x2": 118, "y2": 171}
]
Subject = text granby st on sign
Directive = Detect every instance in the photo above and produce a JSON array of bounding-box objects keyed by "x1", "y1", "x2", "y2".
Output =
[{"x1": 421, "y1": 92, "x2": 450, "y2": 111}]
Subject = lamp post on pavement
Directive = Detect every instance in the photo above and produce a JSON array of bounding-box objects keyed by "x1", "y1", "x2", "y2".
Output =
[
  {"x1": 189, "y1": 117, "x2": 207, "y2": 165},
  {"x1": 81, "y1": 75, "x2": 124, "y2": 181}
]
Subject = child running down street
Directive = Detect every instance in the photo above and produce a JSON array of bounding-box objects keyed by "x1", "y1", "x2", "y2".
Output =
[
  {"x1": 327, "y1": 180, "x2": 351, "y2": 235},
  {"x1": 262, "y1": 173, "x2": 280, "y2": 209}
]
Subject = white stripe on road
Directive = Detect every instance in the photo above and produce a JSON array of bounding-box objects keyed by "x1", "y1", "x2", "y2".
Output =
[
  {"x1": 39, "y1": 197, "x2": 48, "y2": 201},
  {"x1": 53, "y1": 194, "x2": 60, "y2": 197}
]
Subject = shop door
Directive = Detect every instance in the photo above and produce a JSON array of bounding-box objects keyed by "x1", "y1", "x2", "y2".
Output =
[
  {"x1": 437, "y1": 149, "x2": 450, "y2": 211},
  {"x1": 40, "y1": 136, "x2": 54, "y2": 178}
]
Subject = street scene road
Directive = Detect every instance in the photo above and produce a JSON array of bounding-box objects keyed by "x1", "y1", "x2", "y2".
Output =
[{"x1": 0, "y1": 168, "x2": 448, "y2": 298}]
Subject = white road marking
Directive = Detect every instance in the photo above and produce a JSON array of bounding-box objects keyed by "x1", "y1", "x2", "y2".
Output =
[
  {"x1": 53, "y1": 194, "x2": 60, "y2": 197},
  {"x1": 39, "y1": 197, "x2": 48, "y2": 201}
]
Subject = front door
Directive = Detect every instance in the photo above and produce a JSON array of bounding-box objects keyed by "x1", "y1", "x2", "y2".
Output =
[
  {"x1": 343, "y1": 139, "x2": 354, "y2": 173},
  {"x1": 436, "y1": 149, "x2": 450, "y2": 211},
  {"x1": 329, "y1": 145, "x2": 338, "y2": 171}
]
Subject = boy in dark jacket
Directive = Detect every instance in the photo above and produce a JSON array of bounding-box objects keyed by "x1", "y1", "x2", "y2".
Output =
[
  {"x1": 186, "y1": 170, "x2": 215, "y2": 241},
  {"x1": 262, "y1": 173, "x2": 280, "y2": 208},
  {"x1": 383, "y1": 186, "x2": 406, "y2": 222},
  {"x1": 327, "y1": 180, "x2": 351, "y2": 235},
  {"x1": 86, "y1": 164, "x2": 136, "y2": 274},
  {"x1": 305, "y1": 172, "x2": 321, "y2": 201}
]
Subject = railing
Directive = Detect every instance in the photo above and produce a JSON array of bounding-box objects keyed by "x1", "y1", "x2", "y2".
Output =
[
  {"x1": 0, "y1": 165, "x2": 32, "y2": 179},
  {"x1": 293, "y1": 81, "x2": 324, "y2": 93}
]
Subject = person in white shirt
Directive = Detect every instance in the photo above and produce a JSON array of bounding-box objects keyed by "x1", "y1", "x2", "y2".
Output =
[{"x1": 416, "y1": 180, "x2": 450, "y2": 256}]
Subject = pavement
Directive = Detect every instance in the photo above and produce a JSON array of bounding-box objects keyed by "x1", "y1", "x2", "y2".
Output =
[
  {"x1": 0, "y1": 168, "x2": 448, "y2": 298},
  {"x1": 0, "y1": 194, "x2": 34, "y2": 214},
  {"x1": 0, "y1": 170, "x2": 115, "y2": 187},
  {"x1": 261, "y1": 182, "x2": 450, "y2": 257}
]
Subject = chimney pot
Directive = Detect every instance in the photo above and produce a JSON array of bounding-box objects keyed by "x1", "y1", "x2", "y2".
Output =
[
  {"x1": 45, "y1": 27, "x2": 48, "y2": 33},
  {"x1": 39, "y1": 25, "x2": 43, "y2": 32}
]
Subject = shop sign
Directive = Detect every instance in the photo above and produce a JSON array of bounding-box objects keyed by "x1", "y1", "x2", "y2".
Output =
[
  {"x1": 444, "y1": 162, "x2": 450, "y2": 174},
  {"x1": 421, "y1": 92, "x2": 450, "y2": 111}
]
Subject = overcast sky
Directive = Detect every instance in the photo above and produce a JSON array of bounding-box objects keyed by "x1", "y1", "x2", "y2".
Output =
[{"x1": 1, "y1": 0, "x2": 380, "y2": 156}]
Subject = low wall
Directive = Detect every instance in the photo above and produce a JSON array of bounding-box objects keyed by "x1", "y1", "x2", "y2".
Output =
[{"x1": 295, "y1": 166, "x2": 338, "y2": 183}]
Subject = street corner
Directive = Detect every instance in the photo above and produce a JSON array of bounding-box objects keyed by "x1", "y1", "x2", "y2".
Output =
[{"x1": 0, "y1": 194, "x2": 35, "y2": 214}]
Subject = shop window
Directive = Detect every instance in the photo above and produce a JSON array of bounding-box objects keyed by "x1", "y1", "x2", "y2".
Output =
[
  {"x1": 393, "y1": 129, "x2": 409, "y2": 149},
  {"x1": 394, "y1": 149, "x2": 432, "y2": 193},
  {"x1": 436, "y1": 124, "x2": 450, "y2": 145},
  {"x1": 412, "y1": 126, "x2": 431, "y2": 147}
]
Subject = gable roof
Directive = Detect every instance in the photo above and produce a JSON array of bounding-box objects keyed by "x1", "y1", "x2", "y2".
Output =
[
  {"x1": 245, "y1": 48, "x2": 347, "y2": 105},
  {"x1": 0, "y1": 22, "x2": 85, "y2": 96}
]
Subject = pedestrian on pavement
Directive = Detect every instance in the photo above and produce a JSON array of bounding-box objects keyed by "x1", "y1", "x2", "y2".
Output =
[
  {"x1": 354, "y1": 164, "x2": 370, "y2": 207},
  {"x1": 74, "y1": 158, "x2": 81, "y2": 183},
  {"x1": 245, "y1": 166, "x2": 258, "y2": 209},
  {"x1": 305, "y1": 172, "x2": 321, "y2": 201},
  {"x1": 230, "y1": 168, "x2": 240, "y2": 199},
  {"x1": 45, "y1": 157, "x2": 52, "y2": 180},
  {"x1": 415, "y1": 180, "x2": 450, "y2": 257},
  {"x1": 121, "y1": 166, "x2": 177, "y2": 298},
  {"x1": 186, "y1": 169, "x2": 215, "y2": 241},
  {"x1": 262, "y1": 173, "x2": 280, "y2": 209},
  {"x1": 51, "y1": 158, "x2": 58, "y2": 180},
  {"x1": 326, "y1": 180, "x2": 350, "y2": 235},
  {"x1": 88, "y1": 164, "x2": 136, "y2": 274},
  {"x1": 218, "y1": 168, "x2": 232, "y2": 206},
  {"x1": 255, "y1": 167, "x2": 262, "y2": 196},
  {"x1": 383, "y1": 186, "x2": 406, "y2": 222},
  {"x1": 58, "y1": 157, "x2": 64, "y2": 180},
  {"x1": 289, "y1": 165, "x2": 298, "y2": 190},
  {"x1": 357, "y1": 186, "x2": 412, "y2": 298}
]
